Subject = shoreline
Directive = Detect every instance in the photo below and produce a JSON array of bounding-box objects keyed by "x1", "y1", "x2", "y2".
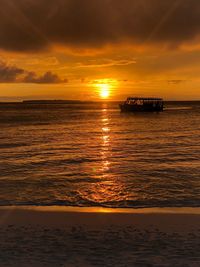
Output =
[
  {"x1": 1, "y1": 205, "x2": 200, "y2": 214},
  {"x1": 1, "y1": 206, "x2": 200, "y2": 231}
]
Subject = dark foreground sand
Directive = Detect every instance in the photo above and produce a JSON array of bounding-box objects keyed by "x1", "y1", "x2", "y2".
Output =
[{"x1": 0, "y1": 207, "x2": 200, "y2": 267}]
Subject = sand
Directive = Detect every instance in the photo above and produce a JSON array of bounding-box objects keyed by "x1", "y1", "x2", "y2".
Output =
[{"x1": 0, "y1": 206, "x2": 200, "y2": 267}]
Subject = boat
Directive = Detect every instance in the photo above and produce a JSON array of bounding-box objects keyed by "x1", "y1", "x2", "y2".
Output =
[{"x1": 119, "y1": 97, "x2": 164, "y2": 112}]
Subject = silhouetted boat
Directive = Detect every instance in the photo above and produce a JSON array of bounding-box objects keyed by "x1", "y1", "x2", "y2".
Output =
[{"x1": 120, "y1": 97, "x2": 164, "y2": 112}]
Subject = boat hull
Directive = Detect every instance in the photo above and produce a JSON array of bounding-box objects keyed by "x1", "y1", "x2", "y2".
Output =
[{"x1": 120, "y1": 103, "x2": 163, "y2": 112}]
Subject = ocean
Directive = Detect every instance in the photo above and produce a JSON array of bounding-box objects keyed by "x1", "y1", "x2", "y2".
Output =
[{"x1": 0, "y1": 101, "x2": 200, "y2": 208}]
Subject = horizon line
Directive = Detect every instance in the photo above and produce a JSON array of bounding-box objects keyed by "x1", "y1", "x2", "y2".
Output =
[{"x1": 0, "y1": 99, "x2": 200, "y2": 104}]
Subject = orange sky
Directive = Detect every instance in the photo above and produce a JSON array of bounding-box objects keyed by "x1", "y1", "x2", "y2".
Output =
[{"x1": 1, "y1": 0, "x2": 200, "y2": 101}]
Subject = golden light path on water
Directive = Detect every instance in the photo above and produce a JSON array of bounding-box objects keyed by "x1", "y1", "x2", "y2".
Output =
[
  {"x1": 89, "y1": 105, "x2": 115, "y2": 203},
  {"x1": 101, "y1": 107, "x2": 111, "y2": 174},
  {"x1": 90, "y1": 104, "x2": 131, "y2": 205},
  {"x1": 93, "y1": 105, "x2": 124, "y2": 204}
]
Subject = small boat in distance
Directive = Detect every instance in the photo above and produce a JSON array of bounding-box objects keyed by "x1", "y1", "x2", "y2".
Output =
[{"x1": 120, "y1": 97, "x2": 164, "y2": 112}]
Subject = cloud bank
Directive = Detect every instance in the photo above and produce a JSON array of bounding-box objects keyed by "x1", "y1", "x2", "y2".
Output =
[
  {"x1": 0, "y1": 61, "x2": 24, "y2": 82},
  {"x1": 0, "y1": 0, "x2": 200, "y2": 52},
  {"x1": 0, "y1": 61, "x2": 67, "y2": 83}
]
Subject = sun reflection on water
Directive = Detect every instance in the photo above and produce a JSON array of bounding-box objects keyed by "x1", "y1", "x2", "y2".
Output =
[
  {"x1": 81, "y1": 105, "x2": 124, "y2": 204},
  {"x1": 101, "y1": 107, "x2": 111, "y2": 173}
]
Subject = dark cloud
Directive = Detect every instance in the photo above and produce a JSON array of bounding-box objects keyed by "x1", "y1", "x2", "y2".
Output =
[
  {"x1": 0, "y1": 0, "x2": 200, "y2": 52},
  {"x1": 0, "y1": 61, "x2": 67, "y2": 83},
  {"x1": 167, "y1": 79, "x2": 186, "y2": 85},
  {"x1": 0, "y1": 61, "x2": 24, "y2": 82},
  {"x1": 23, "y1": 71, "x2": 68, "y2": 84}
]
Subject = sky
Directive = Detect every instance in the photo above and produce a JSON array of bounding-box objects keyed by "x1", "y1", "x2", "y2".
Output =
[{"x1": 1, "y1": 0, "x2": 200, "y2": 101}]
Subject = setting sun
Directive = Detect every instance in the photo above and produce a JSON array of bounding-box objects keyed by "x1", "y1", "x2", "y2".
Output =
[
  {"x1": 92, "y1": 79, "x2": 118, "y2": 99},
  {"x1": 99, "y1": 84, "x2": 110, "y2": 99}
]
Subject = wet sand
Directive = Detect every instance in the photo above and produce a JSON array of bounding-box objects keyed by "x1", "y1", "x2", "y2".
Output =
[{"x1": 0, "y1": 206, "x2": 200, "y2": 267}]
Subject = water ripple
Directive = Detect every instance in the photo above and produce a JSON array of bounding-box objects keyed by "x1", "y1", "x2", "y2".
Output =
[{"x1": 0, "y1": 102, "x2": 200, "y2": 208}]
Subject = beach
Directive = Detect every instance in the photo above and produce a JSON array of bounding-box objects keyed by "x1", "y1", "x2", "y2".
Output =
[{"x1": 1, "y1": 207, "x2": 200, "y2": 267}]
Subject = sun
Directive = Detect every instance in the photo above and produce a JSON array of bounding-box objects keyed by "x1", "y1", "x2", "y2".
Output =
[
  {"x1": 91, "y1": 79, "x2": 118, "y2": 99},
  {"x1": 99, "y1": 84, "x2": 110, "y2": 99}
]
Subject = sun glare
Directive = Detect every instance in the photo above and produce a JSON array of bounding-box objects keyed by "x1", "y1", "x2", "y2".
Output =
[
  {"x1": 91, "y1": 79, "x2": 118, "y2": 99},
  {"x1": 99, "y1": 84, "x2": 110, "y2": 99}
]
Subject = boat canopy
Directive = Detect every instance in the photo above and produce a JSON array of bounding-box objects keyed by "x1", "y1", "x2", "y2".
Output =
[{"x1": 120, "y1": 96, "x2": 164, "y2": 112}]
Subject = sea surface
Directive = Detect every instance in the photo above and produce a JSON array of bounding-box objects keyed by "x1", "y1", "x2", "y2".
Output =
[{"x1": 0, "y1": 101, "x2": 200, "y2": 208}]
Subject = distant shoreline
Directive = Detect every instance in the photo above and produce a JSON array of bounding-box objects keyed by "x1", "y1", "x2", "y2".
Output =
[{"x1": 0, "y1": 99, "x2": 200, "y2": 105}]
